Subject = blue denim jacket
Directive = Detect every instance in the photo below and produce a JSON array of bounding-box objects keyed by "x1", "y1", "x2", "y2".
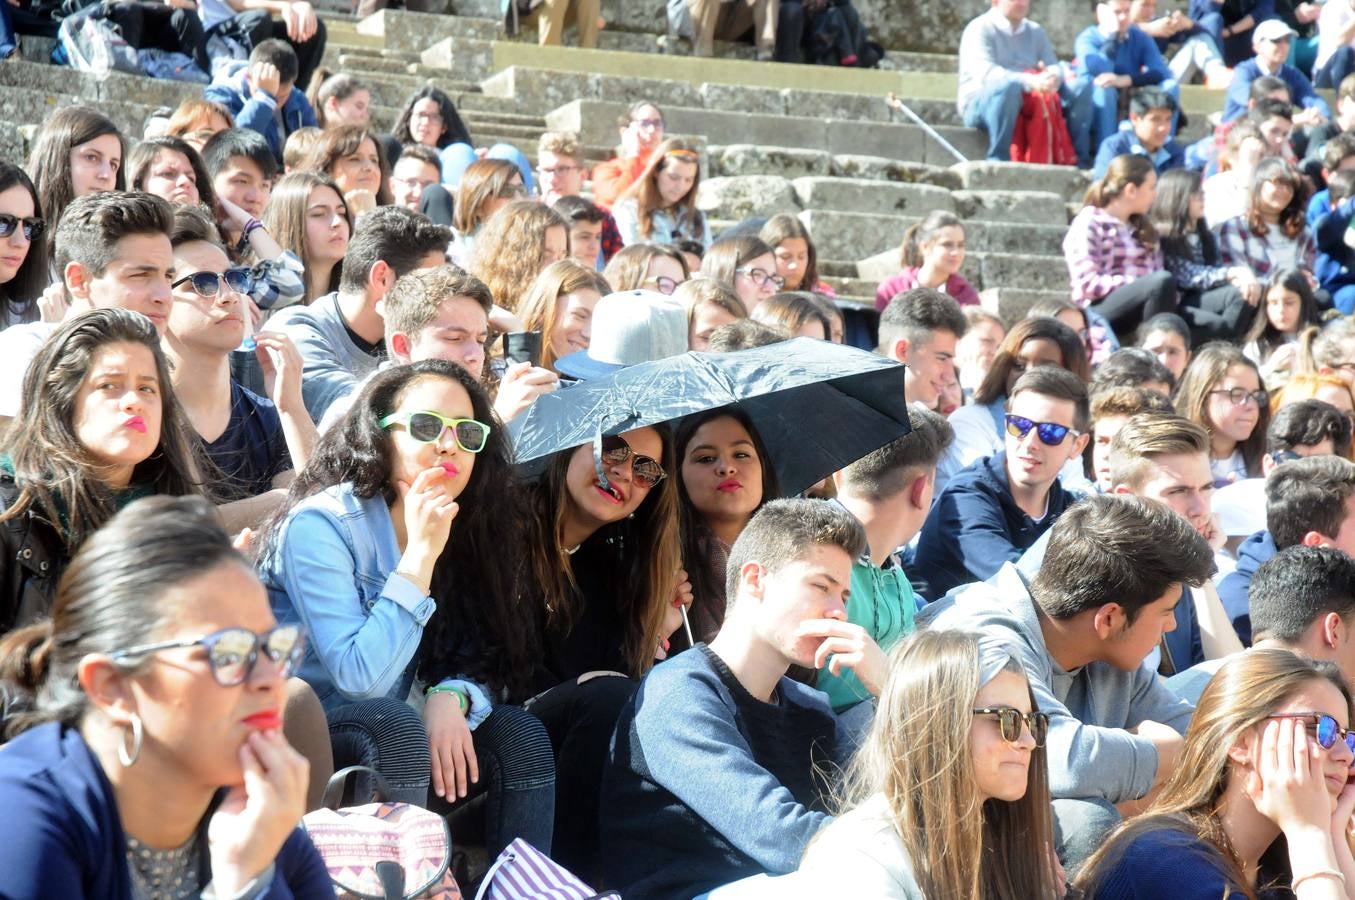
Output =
[{"x1": 259, "y1": 482, "x2": 492, "y2": 724}]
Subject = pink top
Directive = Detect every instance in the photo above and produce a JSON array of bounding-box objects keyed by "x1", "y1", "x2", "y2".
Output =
[
  {"x1": 1062, "y1": 206, "x2": 1164, "y2": 306},
  {"x1": 874, "y1": 269, "x2": 981, "y2": 311}
]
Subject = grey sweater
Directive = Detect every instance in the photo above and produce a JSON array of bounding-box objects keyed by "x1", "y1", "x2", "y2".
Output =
[
  {"x1": 957, "y1": 10, "x2": 1062, "y2": 112},
  {"x1": 272, "y1": 292, "x2": 382, "y2": 424},
  {"x1": 921, "y1": 564, "x2": 1194, "y2": 803}
]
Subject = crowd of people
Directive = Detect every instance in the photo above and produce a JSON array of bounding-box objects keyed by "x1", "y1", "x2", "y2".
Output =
[{"x1": 3, "y1": 0, "x2": 1355, "y2": 898}]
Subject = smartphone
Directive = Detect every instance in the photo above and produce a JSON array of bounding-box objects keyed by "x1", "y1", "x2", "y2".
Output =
[{"x1": 504, "y1": 331, "x2": 543, "y2": 368}]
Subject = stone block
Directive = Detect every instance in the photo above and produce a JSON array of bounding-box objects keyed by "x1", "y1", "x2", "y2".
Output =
[
  {"x1": 803, "y1": 209, "x2": 1067, "y2": 259},
  {"x1": 708, "y1": 145, "x2": 832, "y2": 178},
  {"x1": 791, "y1": 177, "x2": 955, "y2": 216},
  {"x1": 978, "y1": 252, "x2": 1072, "y2": 293},
  {"x1": 419, "y1": 36, "x2": 496, "y2": 81},
  {"x1": 855, "y1": 249, "x2": 899, "y2": 283},
  {"x1": 0, "y1": 62, "x2": 99, "y2": 101},
  {"x1": 594, "y1": 75, "x2": 704, "y2": 109},
  {"x1": 597, "y1": 0, "x2": 669, "y2": 34},
  {"x1": 359, "y1": 9, "x2": 499, "y2": 44},
  {"x1": 950, "y1": 160, "x2": 1092, "y2": 202},
  {"x1": 829, "y1": 155, "x2": 963, "y2": 189},
  {"x1": 701, "y1": 82, "x2": 784, "y2": 116},
  {"x1": 781, "y1": 88, "x2": 889, "y2": 124},
  {"x1": 697, "y1": 175, "x2": 799, "y2": 221},
  {"x1": 952, "y1": 190, "x2": 1071, "y2": 226},
  {"x1": 854, "y1": 0, "x2": 1089, "y2": 58},
  {"x1": 984, "y1": 288, "x2": 1072, "y2": 324},
  {"x1": 481, "y1": 68, "x2": 598, "y2": 115}
]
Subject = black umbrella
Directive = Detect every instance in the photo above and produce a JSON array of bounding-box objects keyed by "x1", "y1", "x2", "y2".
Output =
[{"x1": 509, "y1": 337, "x2": 913, "y2": 497}]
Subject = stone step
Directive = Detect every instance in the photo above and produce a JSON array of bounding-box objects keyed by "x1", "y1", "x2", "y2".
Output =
[
  {"x1": 707, "y1": 145, "x2": 967, "y2": 189},
  {"x1": 981, "y1": 287, "x2": 1074, "y2": 324},
  {"x1": 419, "y1": 35, "x2": 498, "y2": 81},
  {"x1": 847, "y1": 248, "x2": 1070, "y2": 294},
  {"x1": 802, "y1": 208, "x2": 1068, "y2": 260},
  {"x1": 951, "y1": 160, "x2": 1093, "y2": 203},
  {"x1": 320, "y1": 16, "x2": 387, "y2": 50},
  {"x1": 0, "y1": 85, "x2": 154, "y2": 148},
  {"x1": 546, "y1": 98, "x2": 984, "y2": 167},
  {"x1": 356, "y1": 8, "x2": 501, "y2": 45}
]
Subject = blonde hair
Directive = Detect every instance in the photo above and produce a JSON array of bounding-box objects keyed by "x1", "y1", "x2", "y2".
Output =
[
  {"x1": 1078, "y1": 650, "x2": 1354, "y2": 899},
  {"x1": 1271, "y1": 373, "x2": 1355, "y2": 458},
  {"x1": 1107, "y1": 413, "x2": 1210, "y2": 490},
  {"x1": 282, "y1": 127, "x2": 321, "y2": 173},
  {"x1": 517, "y1": 259, "x2": 612, "y2": 372},
  {"x1": 838, "y1": 630, "x2": 1058, "y2": 899},
  {"x1": 537, "y1": 130, "x2": 582, "y2": 159},
  {"x1": 470, "y1": 200, "x2": 569, "y2": 313},
  {"x1": 452, "y1": 159, "x2": 521, "y2": 235},
  {"x1": 622, "y1": 137, "x2": 704, "y2": 241},
  {"x1": 673, "y1": 277, "x2": 744, "y2": 328}
]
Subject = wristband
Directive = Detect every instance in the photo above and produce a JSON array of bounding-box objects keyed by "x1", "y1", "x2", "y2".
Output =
[
  {"x1": 426, "y1": 684, "x2": 469, "y2": 714},
  {"x1": 236, "y1": 218, "x2": 264, "y2": 252}
]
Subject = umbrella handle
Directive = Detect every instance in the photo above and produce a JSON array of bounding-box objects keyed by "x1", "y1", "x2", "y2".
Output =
[
  {"x1": 680, "y1": 604, "x2": 694, "y2": 647},
  {"x1": 593, "y1": 424, "x2": 612, "y2": 495}
]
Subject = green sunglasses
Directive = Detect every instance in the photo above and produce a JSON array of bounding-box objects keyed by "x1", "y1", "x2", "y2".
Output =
[{"x1": 379, "y1": 411, "x2": 491, "y2": 453}]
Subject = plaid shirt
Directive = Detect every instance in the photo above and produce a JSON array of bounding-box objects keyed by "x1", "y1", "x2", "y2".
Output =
[
  {"x1": 1063, "y1": 206, "x2": 1164, "y2": 306},
  {"x1": 1214, "y1": 216, "x2": 1316, "y2": 278}
]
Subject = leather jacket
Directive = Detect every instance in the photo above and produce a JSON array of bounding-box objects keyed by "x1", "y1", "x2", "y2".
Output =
[{"x1": 0, "y1": 474, "x2": 66, "y2": 634}]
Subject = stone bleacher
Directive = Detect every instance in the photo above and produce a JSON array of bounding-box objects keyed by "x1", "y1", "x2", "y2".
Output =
[{"x1": 0, "y1": 2, "x2": 1243, "y2": 323}]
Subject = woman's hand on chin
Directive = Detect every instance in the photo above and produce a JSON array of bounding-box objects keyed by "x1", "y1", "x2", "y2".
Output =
[{"x1": 207, "y1": 729, "x2": 309, "y2": 895}]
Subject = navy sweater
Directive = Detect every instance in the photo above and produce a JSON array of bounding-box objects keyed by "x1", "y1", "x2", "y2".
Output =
[
  {"x1": 1217, "y1": 530, "x2": 1278, "y2": 645},
  {"x1": 601, "y1": 644, "x2": 847, "y2": 900},
  {"x1": 0, "y1": 721, "x2": 330, "y2": 898},
  {"x1": 914, "y1": 453, "x2": 1074, "y2": 601}
]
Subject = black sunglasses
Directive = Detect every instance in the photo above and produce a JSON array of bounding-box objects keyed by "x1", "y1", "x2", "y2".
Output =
[
  {"x1": 1004, "y1": 414, "x2": 1080, "y2": 446},
  {"x1": 110, "y1": 624, "x2": 305, "y2": 687},
  {"x1": 172, "y1": 268, "x2": 253, "y2": 298},
  {"x1": 0, "y1": 213, "x2": 45, "y2": 242},
  {"x1": 601, "y1": 434, "x2": 667, "y2": 489},
  {"x1": 1268, "y1": 713, "x2": 1355, "y2": 754},
  {"x1": 973, "y1": 706, "x2": 1049, "y2": 748}
]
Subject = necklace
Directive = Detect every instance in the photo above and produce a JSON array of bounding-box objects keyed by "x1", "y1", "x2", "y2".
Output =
[{"x1": 125, "y1": 833, "x2": 202, "y2": 900}]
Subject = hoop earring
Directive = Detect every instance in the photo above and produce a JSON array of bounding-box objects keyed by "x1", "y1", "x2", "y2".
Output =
[{"x1": 118, "y1": 712, "x2": 143, "y2": 768}]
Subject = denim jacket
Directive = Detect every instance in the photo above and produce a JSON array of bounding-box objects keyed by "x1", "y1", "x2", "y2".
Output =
[{"x1": 259, "y1": 482, "x2": 491, "y2": 724}]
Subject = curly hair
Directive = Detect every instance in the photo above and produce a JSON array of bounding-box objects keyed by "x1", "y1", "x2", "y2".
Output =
[{"x1": 470, "y1": 200, "x2": 569, "y2": 313}]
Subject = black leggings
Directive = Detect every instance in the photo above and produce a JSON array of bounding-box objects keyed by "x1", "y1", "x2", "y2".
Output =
[
  {"x1": 1089, "y1": 270, "x2": 1178, "y2": 340},
  {"x1": 527, "y1": 676, "x2": 639, "y2": 883},
  {"x1": 1179, "y1": 282, "x2": 1256, "y2": 344},
  {"x1": 327, "y1": 697, "x2": 556, "y2": 860}
]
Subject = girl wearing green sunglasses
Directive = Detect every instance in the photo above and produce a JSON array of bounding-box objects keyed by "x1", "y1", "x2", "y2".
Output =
[{"x1": 258, "y1": 359, "x2": 551, "y2": 859}]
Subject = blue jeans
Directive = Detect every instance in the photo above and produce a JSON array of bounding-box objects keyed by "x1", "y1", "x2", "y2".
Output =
[
  {"x1": 1081, "y1": 76, "x2": 1181, "y2": 151},
  {"x1": 1316, "y1": 46, "x2": 1355, "y2": 89},
  {"x1": 962, "y1": 77, "x2": 1094, "y2": 167}
]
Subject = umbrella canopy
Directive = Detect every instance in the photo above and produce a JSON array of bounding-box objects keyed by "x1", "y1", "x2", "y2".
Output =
[{"x1": 510, "y1": 338, "x2": 913, "y2": 497}]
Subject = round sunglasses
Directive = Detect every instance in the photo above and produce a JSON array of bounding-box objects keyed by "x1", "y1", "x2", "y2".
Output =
[
  {"x1": 1004, "y1": 414, "x2": 1080, "y2": 447},
  {"x1": 973, "y1": 706, "x2": 1049, "y2": 747},
  {"x1": 1268, "y1": 713, "x2": 1355, "y2": 754},
  {"x1": 172, "y1": 268, "x2": 253, "y2": 299},
  {"x1": 601, "y1": 434, "x2": 667, "y2": 490},
  {"x1": 110, "y1": 624, "x2": 305, "y2": 687},
  {"x1": 0, "y1": 213, "x2": 45, "y2": 242},
  {"x1": 380, "y1": 410, "x2": 491, "y2": 453}
]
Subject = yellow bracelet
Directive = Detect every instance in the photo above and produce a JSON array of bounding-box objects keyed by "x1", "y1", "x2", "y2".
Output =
[{"x1": 1291, "y1": 869, "x2": 1345, "y2": 892}]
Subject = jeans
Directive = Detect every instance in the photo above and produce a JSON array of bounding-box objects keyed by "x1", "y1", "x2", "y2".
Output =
[
  {"x1": 1088, "y1": 270, "x2": 1178, "y2": 339},
  {"x1": 1332, "y1": 283, "x2": 1355, "y2": 315},
  {"x1": 229, "y1": 8, "x2": 326, "y2": 90},
  {"x1": 962, "y1": 77, "x2": 1094, "y2": 167},
  {"x1": 1167, "y1": 30, "x2": 1225, "y2": 82},
  {"x1": 103, "y1": 1, "x2": 208, "y2": 73},
  {"x1": 1316, "y1": 46, "x2": 1355, "y2": 90},
  {"x1": 0, "y1": 1, "x2": 58, "y2": 60},
  {"x1": 327, "y1": 696, "x2": 432, "y2": 805}
]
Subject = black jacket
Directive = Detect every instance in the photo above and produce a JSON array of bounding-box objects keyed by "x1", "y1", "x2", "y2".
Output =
[{"x1": 0, "y1": 474, "x2": 67, "y2": 635}]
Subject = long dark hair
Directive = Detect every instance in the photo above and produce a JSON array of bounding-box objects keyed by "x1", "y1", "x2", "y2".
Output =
[
  {"x1": 1149, "y1": 167, "x2": 1225, "y2": 267},
  {"x1": 522, "y1": 426, "x2": 682, "y2": 678},
  {"x1": 973, "y1": 317, "x2": 1091, "y2": 405},
  {"x1": 27, "y1": 107, "x2": 125, "y2": 257},
  {"x1": 1243, "y1": 268, "x2": 1320, "y2": 356},
  {"x1": 0, "y1": 495, "x2": 244, "y2": 738},
  {"x1": 0, "y1": 309, "x2": 203, "y2": 550},
  {"x1": 127, "y1": 136, "x2": 218, "y2": 212},
  {"x1": 675, "y1": 408, "x2": 780, "y2": 645},
  {"x1": 1246, "y1": 156, "x2": 1310, "y2": 239},
  {"x1": 300, "y1": 125, "x2": 393, "y2": 207},
  {"x1": 392, "y1": 85, "x2": 472, "y2": 149},
  {"x1": 0, "y1": 161, "x2": 49, "y2": 321},
  {"x1": 259, "y1": 360, "x2": 539, "y2": 698}
]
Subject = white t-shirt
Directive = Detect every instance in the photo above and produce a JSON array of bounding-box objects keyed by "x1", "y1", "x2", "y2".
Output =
[
  {"x1": 0, "y1": 321, "x2": 56, "y2": 417},
  {"x1": 1317, "y1": 0, "x2": 1355, "y2": 72}
]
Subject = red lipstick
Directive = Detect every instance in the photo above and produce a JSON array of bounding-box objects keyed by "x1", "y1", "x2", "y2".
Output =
[
  {"x1": 717, "y1": 479, "x2": 742, "y2": 493},
  {"x1": 242, "y1": 710, "x2": 281, "y2": 730}
]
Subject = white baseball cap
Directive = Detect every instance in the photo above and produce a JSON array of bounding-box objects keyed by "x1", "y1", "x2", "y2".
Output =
[{"x1": 554, "y1": 290, "x2": 689, "y2": 380}]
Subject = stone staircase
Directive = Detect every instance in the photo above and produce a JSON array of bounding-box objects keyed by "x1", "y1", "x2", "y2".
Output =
[{"x1": 0, "y1": 3, "x2": 1251, "y2": 321}]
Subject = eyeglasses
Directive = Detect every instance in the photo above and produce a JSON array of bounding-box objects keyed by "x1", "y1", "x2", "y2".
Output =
[
  {"x1": 412, "y1": 110, "x2": 443, "y2": 122},
  {"x1": 379, "y1": 410, "x2": 491, "y2": 453},
  {"x1": 391, "y1": 176, "x2": 436, "y2": 192},
  {"x1": 0, "y1": 214, "x2": 45, "y2": 241},
  {"x1": 497, "y1": 183, "x2": 529, "y2": 200},
  {"x1": 631, "y1": 118, "x2": 664, "y2": 131},
  {"x1": 171, "y1": 268, "x2": 253, "y2": 298},
  {"x1": 736, "y1": 267, "x2": 785, "y2": 290},
  {"x1": 1004, "y1": 414, "x2": 1080, "y2": 446},
  {"x1": 973, "y1": 707, "x2": 1049, "y2": 748},
  {"x1": 601, "y1": 434, "x2": 667, "y2": 489},
  {"x1": 1270, "y1": 449, "x2": 1303, "y2": 465},
  {"x1": 644, "y1": 274, "x2": 682, "y2": 295},
  {"x1": 110, "y1": 624, "x2": 305, "y2": 687},
  {"x1": 538, "y1": 164, "x2": 581, "y2": 177},
  {"x1": 1209, "y1": 388, "x2": 1268, "y2": 407},
  {"x1": 1268, "y1": 713, "x2": 1355, "y2": 754}
]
